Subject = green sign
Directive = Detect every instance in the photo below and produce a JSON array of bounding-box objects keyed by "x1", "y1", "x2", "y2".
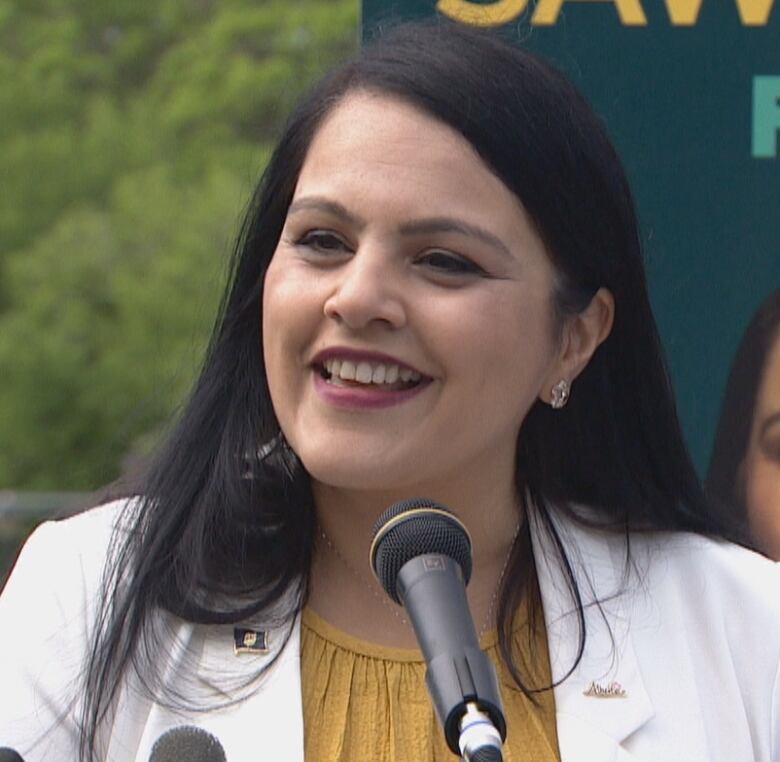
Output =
[{"x1": 362, "y1": 0, "x2": 780, "y2": 473}]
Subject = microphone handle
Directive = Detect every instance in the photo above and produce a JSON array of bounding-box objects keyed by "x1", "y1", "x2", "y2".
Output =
[{"x1": 396, "y1": 553, "x2": 506, "y2": 755}]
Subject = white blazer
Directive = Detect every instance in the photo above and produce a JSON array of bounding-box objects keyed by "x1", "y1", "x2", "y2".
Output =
[{"x1": 1, "y1": 499, "x2": 779, "y2": 761}]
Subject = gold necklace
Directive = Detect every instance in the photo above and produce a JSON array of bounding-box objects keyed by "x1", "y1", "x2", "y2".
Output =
[
  {"x1": 480, "y1": 521, "x2": 521, "y2": 638},
  {"x1": 318, "y1": 521, "x2": 521, "y2": 640},
  {"x1": 319, "y1": 529, "x2": 409, "y2": 625}
]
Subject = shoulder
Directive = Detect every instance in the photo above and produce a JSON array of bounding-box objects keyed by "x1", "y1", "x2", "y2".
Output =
[
  {"x1": 563, "y1": 514, "x2": 780, "y2": 671},
  {"x1": 631, "y1": 530, "x2": 780, "y2": 616},
  {"x1": 540, "y1": 507, "x2": 780, "y2": 641},
  {"x1": 0, "y1": 498, "x2": 142, "y2": 753},
  {"x1": 547, "y1": 507, "x2": 780, "y2": 611},
  {"x1": 1, "y1": 498, "x2": 139, "y2": 622},
  {"x1": 26, "y1": 496, "x2": 132, "y2": 547}
]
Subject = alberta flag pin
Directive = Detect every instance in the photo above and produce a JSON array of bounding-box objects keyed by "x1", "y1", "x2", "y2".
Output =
[{"x1": 233, "y1": 627, "x2": 269, "y2": 655}]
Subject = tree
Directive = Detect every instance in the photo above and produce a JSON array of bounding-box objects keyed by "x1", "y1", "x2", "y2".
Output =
[{"x1": 0, "y1": 0, "x2": 359, "y2": 489}]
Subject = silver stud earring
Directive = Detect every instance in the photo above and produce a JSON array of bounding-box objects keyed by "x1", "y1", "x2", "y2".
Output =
[{"x1": 550, "y1": 379, "x2": 570, "y2": 409}]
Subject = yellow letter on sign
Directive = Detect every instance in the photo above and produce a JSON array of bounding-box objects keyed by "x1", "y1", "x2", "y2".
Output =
[
  {"x1": 736, "y1": 0, "x2": 774, "y2": 25},
  {"x1": 437, "y1": 0, "x2": 530, "y2": 27},
  {"x1": 664, "y1": 0, "x2": 774, "y2": 24},
  {"x1": 663, "y1": 0, "x2": 704, "y2": 24},
  {"x1": 532, "y1": 0, "x2": 648, "y2": 25}
]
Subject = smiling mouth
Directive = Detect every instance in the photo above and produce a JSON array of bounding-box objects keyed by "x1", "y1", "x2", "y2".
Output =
[{"x1": 318, "y1": 358, "x2": 427, "y2": 391}]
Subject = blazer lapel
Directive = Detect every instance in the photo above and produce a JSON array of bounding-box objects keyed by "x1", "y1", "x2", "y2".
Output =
[
  {"x1": 192, "y1": 614, "x2": 305, "y2": 761},
  {"x1": 530, "y1": 508, "x2": 655, "y2": 762},
  {"x1": 111, "y1": 614, "x2": 305, "y2": 761}
]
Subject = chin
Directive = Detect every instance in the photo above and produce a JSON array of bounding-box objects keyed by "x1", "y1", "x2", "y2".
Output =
[{"x1": 300, "y1": 453, "x2": 423, "y2": 494}]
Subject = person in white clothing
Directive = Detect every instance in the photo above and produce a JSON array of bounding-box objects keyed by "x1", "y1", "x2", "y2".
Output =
[{"x1": 1, "y1": 20, "x2": 779, "y2": 762}]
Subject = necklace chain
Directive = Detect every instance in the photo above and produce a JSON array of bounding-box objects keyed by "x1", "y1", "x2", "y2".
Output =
[
  {"x1": 481, "y1": 521, "x2": 521, "y2": 638},
  {"x1": 319, "y1": 522, "x2": 521, "y2": 640},
  {"x1": 319, "y1": 529, "x2": 408, "y2": 625}
]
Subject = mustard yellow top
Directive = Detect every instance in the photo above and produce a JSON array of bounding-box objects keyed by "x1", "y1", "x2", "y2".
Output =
[{"x1": 301, "y1": 604, "x2": 560, "y2": 761}]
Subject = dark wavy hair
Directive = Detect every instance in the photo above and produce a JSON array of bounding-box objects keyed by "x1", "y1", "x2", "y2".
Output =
[
  {"x1": 79, "y1": 20, "x2": 739, "y2": 758},
  {"x1": 706, "y1": 289, "x2": 780, "y2": 544}
]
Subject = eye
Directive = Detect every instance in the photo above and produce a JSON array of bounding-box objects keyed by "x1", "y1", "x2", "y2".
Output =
[
  {"x1": 416, "y1": 250, "x2": 486, "y2": 276},
  {"x1": 760, "y1": 431, "x2": 780, "y2": 463},
  {"x1": 296, "y1": 230, "x2": 351, "y2": 254}
]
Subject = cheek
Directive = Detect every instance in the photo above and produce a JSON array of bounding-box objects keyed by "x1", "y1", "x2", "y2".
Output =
[
  {"x1": 262, "y1": 259, "x2": 307, "y2": 366},
  {"x1": 744, "y1": 454, "x2": 780, "y2": 558},
  {"x1": 469, "y1": 297, "x2": 558, "y2": 392},
  {"x1": 261, "y1": 294, "x2": 282, "y2": 387},
  {"x1": 437, "y1": 303, "x2": 556, "y2": 450},
  {"x1": 261, "y1": 260, "x2": 281, "y2": 350},
  {"x1": 261, "y1": 262, "x2": 303, "y2": 406}
]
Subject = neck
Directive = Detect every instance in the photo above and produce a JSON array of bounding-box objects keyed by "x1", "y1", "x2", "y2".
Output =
[{"x1": 306, "y1": 476, "x2": 524, "y2": 648}]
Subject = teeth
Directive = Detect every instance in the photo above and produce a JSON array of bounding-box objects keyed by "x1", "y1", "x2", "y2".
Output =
[
  {"x1": 355, "y1": 362, "x2": 373, "y2": 383},
  {"x1": 322, "y1": 358, "x2": 422, "y2": 386}
]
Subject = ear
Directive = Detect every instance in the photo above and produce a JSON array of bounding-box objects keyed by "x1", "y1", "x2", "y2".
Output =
[{"x1": 540, "y1": 287, "x2": 615, "y2": 405}]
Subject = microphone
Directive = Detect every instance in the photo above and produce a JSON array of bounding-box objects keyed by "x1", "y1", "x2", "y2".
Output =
[
  {"x1": 149, "y1": 726, "x2": 227, "y2": 762},
  {"x1": 370, "y1": 498, "x2": 507, "y2": 761},
  {"x1": 0, "y1": 749, "x2": 25, "y2": 761}
]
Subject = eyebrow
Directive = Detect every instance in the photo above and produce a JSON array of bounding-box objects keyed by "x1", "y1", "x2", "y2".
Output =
[
  {"x1": 399, "y1": 217, "x2": 513, "y2": 260},
  {"x1": 287, "y1": 197, "x2": 362, "y2": 228},
  {"x1": 286, "y1": 195, "x2": 513, "y2": 260}
]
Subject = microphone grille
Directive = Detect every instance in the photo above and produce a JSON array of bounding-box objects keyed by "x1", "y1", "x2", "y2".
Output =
[
  {"x1": 149, "y1": 726, "x2": 226, "y2": 762},
  {"x1": 370, "y1": 498, "x2": 472, "y2": 603}
]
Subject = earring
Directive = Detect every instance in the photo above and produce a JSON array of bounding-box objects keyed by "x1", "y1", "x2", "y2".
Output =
[{"x1": 550, "y1": 379, "x2": 570, "y2": 409}]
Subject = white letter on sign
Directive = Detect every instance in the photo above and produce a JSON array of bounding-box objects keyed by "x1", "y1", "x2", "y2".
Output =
[{"x1": 753, "y1": 76, "x2": 780, "y2": 158}]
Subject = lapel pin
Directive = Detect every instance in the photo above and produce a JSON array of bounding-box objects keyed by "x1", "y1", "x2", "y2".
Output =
[
  {"x1": 233, "y1": 627, "x2": 270, "y2": 655},
  {"x1": 583, "y1": 680, "x2": 628, "y2": 699}
]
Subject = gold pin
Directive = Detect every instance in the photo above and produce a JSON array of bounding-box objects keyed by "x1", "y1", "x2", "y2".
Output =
[
  {"x1": 583, "y1": 680, "x2": 627, "y2": 699},
  {"x1": 233, "y1": 627, "x2": 270, "y2": 655}
]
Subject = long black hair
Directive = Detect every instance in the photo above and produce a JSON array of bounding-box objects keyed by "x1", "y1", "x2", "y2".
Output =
[
  {"x1": 80, "y1": 20, "x2": 741, "y2": 758},
  {"x1": 706, "y1": 289, "x2": 780, "y2": 543}
]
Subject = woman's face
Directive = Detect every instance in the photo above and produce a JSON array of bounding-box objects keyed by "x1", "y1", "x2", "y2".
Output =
[
  {"x1": 262, "y1": 92, "x2": 568, "y2": 499},
  {"x1": 743, "y1": 332, "x2": 780, "y2": 559}
]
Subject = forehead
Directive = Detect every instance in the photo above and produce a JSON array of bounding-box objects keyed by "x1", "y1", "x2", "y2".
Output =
[
  {"x1": 305, "y1": 90, "x2": 475, "y2": 162},
  {"x1": 293, "y1": 91, "x2": 536, "y2": 243}
]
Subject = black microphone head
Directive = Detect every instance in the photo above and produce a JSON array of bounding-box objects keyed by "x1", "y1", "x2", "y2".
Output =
[
  {"x1": 149, "y1": 726, "x2": 226, "y2": 762},
  {"x1": 0, "y1": 749, "x2": 25, "y2": 762},
  {"x1": 369, "y1": 498, "x2": 472, "y2": 603}
]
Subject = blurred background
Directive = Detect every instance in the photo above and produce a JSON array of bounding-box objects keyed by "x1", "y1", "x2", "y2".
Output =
[{"x1": 0, "y1": 0, "x2": 359, "y2": 582}]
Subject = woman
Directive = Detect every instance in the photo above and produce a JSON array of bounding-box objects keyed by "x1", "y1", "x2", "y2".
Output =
[
  {"x1": 1, "y1": 21, "x2": 779, "y2": 762},
  {"x1": 707, "y1": 289, "x2": 780, "y2": 559}
]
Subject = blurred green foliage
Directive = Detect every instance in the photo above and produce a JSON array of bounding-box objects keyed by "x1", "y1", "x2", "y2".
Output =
[{"x1": 0, "y1": 0, "x2": 359, "y2": 490}]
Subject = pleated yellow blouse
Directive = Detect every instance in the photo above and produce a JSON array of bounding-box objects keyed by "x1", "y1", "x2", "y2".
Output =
[{"x1": 301, "y1": 603, "x2": 560, "y2": 761}]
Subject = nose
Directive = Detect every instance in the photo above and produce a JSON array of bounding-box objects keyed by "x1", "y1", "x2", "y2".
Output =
[{"x1": 323, "y1": 249, "x2": 406, "y2": 330}]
